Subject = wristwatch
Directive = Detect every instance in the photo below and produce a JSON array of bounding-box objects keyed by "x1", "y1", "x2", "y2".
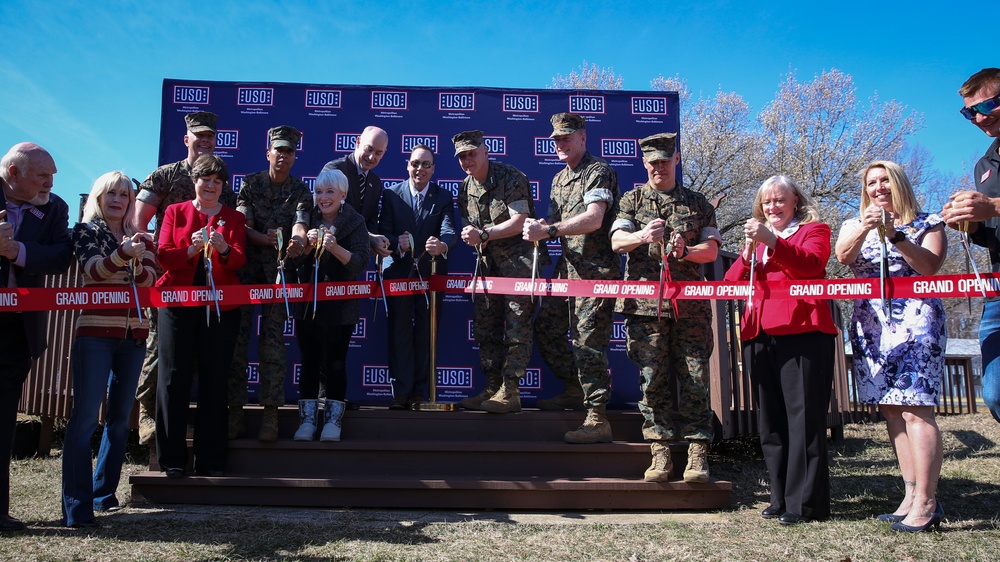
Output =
[
  {"x1": 888, "y1": 230, "x2": 905, "y2": 245},
  {"x1": 547, "y1": 224, "x2": 559, "y2": 239},
  {"x1": 479, "y1": 228, "x2": 490, "y2": 242}
]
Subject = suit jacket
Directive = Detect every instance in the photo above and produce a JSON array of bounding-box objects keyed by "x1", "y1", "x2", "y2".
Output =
[
  {"x1": 156, "y1": 201, "x2": 246, "y2": 310},
  {"x1": 378, "y1": 180, "x2": 456, "y2": 279},
  {"x1": 724, "y1": 221, "x2": 838, "y2": 341},
  {"x1": 321, "y1": 153, "x2": 383, "y2": 233},
  {"x1": 0, "y1": 189, "x2": 73, "y2": 359}
]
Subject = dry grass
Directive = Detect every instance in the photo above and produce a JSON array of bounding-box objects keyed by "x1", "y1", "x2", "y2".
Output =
[{"x1": 2, "y1": 413, "x2": 999, "y2": 561}]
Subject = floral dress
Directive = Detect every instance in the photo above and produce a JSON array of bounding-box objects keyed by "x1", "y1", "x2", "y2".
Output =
[{"x1": 847, "y1": 212, "x2": 946, "y2": 406}]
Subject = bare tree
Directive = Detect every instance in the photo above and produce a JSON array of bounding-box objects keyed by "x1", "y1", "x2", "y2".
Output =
[{"x1": 550, "y1": 60, "x2": 624, "y2": 90}]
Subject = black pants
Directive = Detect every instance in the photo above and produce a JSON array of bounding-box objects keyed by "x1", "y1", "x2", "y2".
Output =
[
  {"x1": 296, "y1": 306, "x2": 353, "y2": 401},
  {"x1": 155, "y1": 306, "x2": 239, "y2": 474},
  {"x1": 386, "y1": 292, "x2": 442, "y2": 401},
  {"x1": 744, "y1": 330, "x2": 835, "y2": 520},
  {"x1": 0, "y1": 313, "x2": 31, "y2": 515}
]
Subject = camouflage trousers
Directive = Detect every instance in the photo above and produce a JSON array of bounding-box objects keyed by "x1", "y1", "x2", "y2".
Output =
[
  {"x1": 474, "y1": 292, "x2": 535, "y2": 383},
  {"x1": 135, "y1": 307, "x2": 159, "y2": 416},
  {"x1": 534, "y1": 294, "x2": 614, "y2": 408},
  {"x1": 228, "y1": 302, "x2": 288, "y2": 408},
  {"x1": 625, "y1": 314, "x2": 714, "y2": 442}
]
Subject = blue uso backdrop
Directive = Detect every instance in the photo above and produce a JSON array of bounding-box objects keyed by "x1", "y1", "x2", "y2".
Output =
[{"x1": 159, "y1": 79, "x2": 680, "y2": 407}]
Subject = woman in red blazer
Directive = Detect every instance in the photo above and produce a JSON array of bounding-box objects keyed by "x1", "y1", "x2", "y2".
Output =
[
  {"x1": 155, "y1": 154, "x2": 246, "y2": 478},
  {"x1": 724, "y1": 175, "x2": 837, "y2": 525}
]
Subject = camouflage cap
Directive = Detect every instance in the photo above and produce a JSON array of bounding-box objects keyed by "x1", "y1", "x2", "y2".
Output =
[
  {"x1": 549, "y1": 113, "x2": 586, "y2": 137},
  {"x1": 451, "y1": 130, "x2": 484, "y2": 156},
  {"x1": 639, "y1": 133, "x2": 678, "y2": 162},
  {"x1": 268, "y1": 125, "x2": 301, "y2": 149},
  {"x1": 184, "y1": 111, "x2": 218, "y2": 133}
]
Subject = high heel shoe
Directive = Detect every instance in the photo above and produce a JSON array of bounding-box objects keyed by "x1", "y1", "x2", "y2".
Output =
[
  {"x1": 875, "y1": 512, "x2": 906, "y2": 523},
  {"x1": 889, "y1": 501, "x2": 944, "y2": 533}
]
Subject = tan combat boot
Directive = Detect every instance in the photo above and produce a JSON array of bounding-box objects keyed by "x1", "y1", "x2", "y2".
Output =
[
  {"x1": 228, "y1": 406, "x2": 246, "y2": 440},
  {"x1": 258, "y1": 406, "x2": 279, "y2": 442},
  {"x1": 137, "y1": 410, "x2": 156, "y2": 445},
  {"x1": 479, "y1": 379, "x2": 521, "y2": 414},
  {"x1": 536, "y1": 382, "x2": 585, "y2": 411},
  {"x1": 644, "y1": 441, "x2": 673, "y2": 482},
  {"x1": 683, "y1": 440, "x2": 711, "y2": 483},
  {"x1": 459, "y1": 374, "x2": 502, "y2": 411},
  {"x1": 564, "y1": 406, "x2": 613, "y2": 444}
]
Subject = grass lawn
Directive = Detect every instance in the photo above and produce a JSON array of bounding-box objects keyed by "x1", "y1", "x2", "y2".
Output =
[{"x1": 2, "y1": 412, "x2": 999, "y2": 561}]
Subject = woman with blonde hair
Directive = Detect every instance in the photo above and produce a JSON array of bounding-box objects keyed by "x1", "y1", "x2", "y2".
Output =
[
  {"x1": 62, "y1": 172, "x2": 156, "y2": 527},
  {"x1": 835, "y1": 160, "x2": 947, "y2": 532}
]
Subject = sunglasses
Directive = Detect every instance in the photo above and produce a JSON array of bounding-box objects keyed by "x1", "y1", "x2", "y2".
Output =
[
  {"x1": 960, "y1": 92, "x2": 1000, "y2": 120},
  {"x1": 409, "y1": 160, "x2": 433, "y2": 169}
]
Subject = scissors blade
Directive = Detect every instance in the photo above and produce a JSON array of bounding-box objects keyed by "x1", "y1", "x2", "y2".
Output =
[
  {"x1": 375, "y1": 255, "x2": 388, "y2": 319},
  {"x1": 747, "y1": 243, "x2": 758, "y2": 312},
  {"x1": 530, "y1": 242, "x2": 539, "y2": 302},
  {"x1": 313, "y1": 258, "x2": 320, "y2": 320},
  {"x1": 470, "y1": 244, "x2": 482, "y2": 302},
  {"x1": 127, "y1": 259, "x2": 144, "y2": 324},
  {"x1": 661, "y1": 241, "x2": 677, "y2": 320}
]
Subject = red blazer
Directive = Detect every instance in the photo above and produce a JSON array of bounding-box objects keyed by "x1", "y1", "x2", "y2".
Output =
[
  {"x1": 156, "y1": 201, "x2": 246, "y2": 310},
  {"x1": 724, "y1": 221, "x2": 837, "y2": 340}
]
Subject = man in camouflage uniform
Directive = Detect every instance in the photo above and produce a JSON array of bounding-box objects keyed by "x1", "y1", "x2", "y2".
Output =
[
  {"x1": 452, "y1": 130, "x2": 549, "y2": 413},
  {"x1": 133, "y1": 111, "x2": 237, "y2": 444},
  {"x1": 610, "y1": 132, "x2": 720, "y2": 483},
  {"x1": 523, "y1": 113, "x2": 620, "y2": 443},
  {"x1": 230, "y1": 126, "x2": 312, "y2": 441}
]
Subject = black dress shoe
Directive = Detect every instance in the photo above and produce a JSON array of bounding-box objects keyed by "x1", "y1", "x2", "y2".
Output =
[
  {"x1": 66, "y1": 519, "x2": 100, "y2": 529},
  {"x1": 165, "y1": 468, "x2": 185, "y2": 479},
  {"x1": 778, "y1": 512, "x2": 808, "y2": 526},
  {"x1": 0, "y1": 514, "x2": 25, "y2": 532},
  {"x1": 388, "y1": 399, "x2": 408, "y2": 410},
  {"x1": 762, "y1": 505, "x2": 783, "y2": 519}
]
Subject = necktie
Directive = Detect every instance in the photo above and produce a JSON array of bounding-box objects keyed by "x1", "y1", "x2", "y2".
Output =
[
  {"x1": 413, "y1": 192, "x2": 423, "y2": 219},
  {"x1": 358, "y1": 173, "x2": 366, "y2": 203}
]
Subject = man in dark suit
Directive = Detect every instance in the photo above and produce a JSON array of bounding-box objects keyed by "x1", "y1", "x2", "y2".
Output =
[
  {"x1": 0, "y1": 143, "x2": 73, "y2": 531},
  {"x1": 378, "y1": 145, "x2": 456, "y2": 408},
  {"x1": 321, "y1": 125, "x2": 391, "y2": 257}
]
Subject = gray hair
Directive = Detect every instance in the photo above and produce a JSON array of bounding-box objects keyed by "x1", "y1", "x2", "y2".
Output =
[{"x1": 315, "y1": 169, "x2": 349, "y2": 196}]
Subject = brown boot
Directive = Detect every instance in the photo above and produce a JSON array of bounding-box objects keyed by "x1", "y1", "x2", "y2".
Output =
[
  {"x1": 258, "y1": 406, "x2": 279, "y2": 442},
  {"x1": 683, "y1": 440, "x2": 710, "y2": 483},
  {"x1": 644, "y1": 442, "x2": 673, "y2": 482},
  {"x1": 459, "y1": 375, "x2": 502, "y2": 411},
  {"x1": 228, "y1": 406, "x2": 246, "y2": 440},
  {"x1": 564, "y1": 406, "x2": 612, "y2": 444},
  {"x1": 479, "y1": 379, "x2": 521, "y2": 414},
  {"x1": 536, "y1": 382, "x2": 585, "y2": 411}
]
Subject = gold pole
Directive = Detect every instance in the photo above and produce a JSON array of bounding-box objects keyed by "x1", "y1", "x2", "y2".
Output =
[{"x1": 413, "y1": 256, "x2": 457, "y2": 411}]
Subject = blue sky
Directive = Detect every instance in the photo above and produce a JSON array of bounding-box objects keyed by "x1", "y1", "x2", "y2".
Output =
[{"x1": 0, "y1": 0, "x2": 989, "y2": 220}]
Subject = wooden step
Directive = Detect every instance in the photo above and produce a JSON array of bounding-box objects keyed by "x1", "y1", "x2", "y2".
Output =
[{"x1": 129, "y1": 474, "x2": 732, "y2": 510}]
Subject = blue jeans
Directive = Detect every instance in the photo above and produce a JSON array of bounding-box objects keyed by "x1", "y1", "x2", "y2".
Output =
[
  {"x1": 61, "y1": 333, "x2": 145, "y2": 526},
  {"x1": 980, "y1": 300, "x2": 1000, "y2": 423}
]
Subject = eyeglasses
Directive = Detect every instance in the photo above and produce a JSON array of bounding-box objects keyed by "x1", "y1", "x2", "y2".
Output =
[
  {"x1": 409, "y1": 160, "x2": 433, "y2": 169},
  {"x1": 960, "y1": 93, "x2": 1000, "y2": 120}
]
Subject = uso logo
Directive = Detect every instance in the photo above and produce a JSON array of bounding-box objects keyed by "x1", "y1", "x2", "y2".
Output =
[
  {"x1": 365, "y1": 270, "x2": 378, "y2": 283},
  {"x1": 439, "y1": 92, "x2": 475, "y2": 112},
  {"x1": 631, "y1": 96, "x2": 667, "y2": 116},
  {"x1": 173, "y1": 86, "x2": 210, "y2": 105},
  {"x1": 601, "y1": 138, "x2": 638, "y2": 159},
  {"x1": 302, "y1": 176, "x2": 316, "y2": 193},
  {"x1": 305, "y1": 89, "x2": 342, "y2": 109},
  {"x1": 401, "y1": 135, "x2": 438, "y2": 153},
  {"x1": 467, "y1": 320, "x2": 475, "y2": 341},
  {"x1": 502, "y1": 93, "x2": 539, "y2": 113},
  {"x1": 245, "y1": 363, "x2": 260, "y2": 384},
  {"x1": 265, "y1": 130, "x2": 303, "y2": 150},
  {"x1": 231, "y1": 174, "x2": 245, "y2": 194},
  {"x1": 519, "y1": 368, "x2": 542, "y2": 389},
  {"x1": 335, "y1": 132, "x2": 359, "y2": 152},
  {"x1": 371, "y1": 91, "x2": 408, "y2": 110},
  {"x1": 292, "y1": 363, "x2": 302, "y2": 385},
  {"x1": 282, "y1": 317, "x2": 295, "y2": 337},
  {"x1": 569, "y1": 94, "x2": 605, "y2": 114},
  {"x1": 237, "y1": 87, "x2": 274, "y2": 106},
  {"x1": 633, "y1": 181, "x2": 645, "y2": 190},
  {"x1": 437, "y1": 180, "x2": 462, "y2": 197},
  {"x1": 436, "y1": 367, "x2": 473, "y2": 389},
  {"x1": 483, "y1": 136, "x2": 506, "y2": 156},
  {"x1": 529, "y1": 181, "x2": 540, "y2": 202},
  {"x1": 611, "y1": 320, "x2": 626, "y2": 342},
  {"x1": 534, "y1": 137, "x2": 556, "y2": 157},
  {"x1": 216, "y1": 129, "x2": 239, "y2": 150},
  {"x1": 362, "y1": 366, "x2": 392, "y2": 387},
  {"x1": 352, "y1": 317, "x2": 367, "y2": 339}
]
